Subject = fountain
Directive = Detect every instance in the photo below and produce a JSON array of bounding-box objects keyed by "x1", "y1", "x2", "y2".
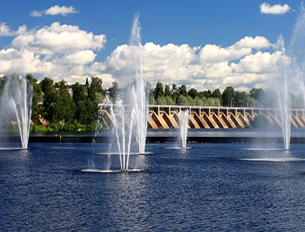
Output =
[
  {"x1": 129, "y1": 15, "x2": 148, "y2": 155},
  {"x1": 178, "y1": 110, "x2": 189, "y2": 149},
  {"x1": 108, "y1": 14, "x2": 148, "y2": 171},
  {"x1": 81, "y1": 15, "x2": 148, "y2": 173},
  {"x1": 241, "y1": 5, "x2": 305, "y2": 160},
  {"x1": 276, "y1": 37, "x2": 291, "y2": 151},
  {"x1": 276, "y1": 4, "x2": 305, "y2": 151},
  {"x1": 277, "y1": 72, "x2": 291, "y2": 151},
  {"x1": 0, "y1": 74, "x2": 33, "y2": 149}
]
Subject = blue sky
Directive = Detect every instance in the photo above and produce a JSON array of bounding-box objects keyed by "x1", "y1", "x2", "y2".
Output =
[{"x1": 0, "y1": 0, "x2": 303, "y2": 90}]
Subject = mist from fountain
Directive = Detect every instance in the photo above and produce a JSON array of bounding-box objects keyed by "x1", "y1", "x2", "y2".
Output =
[
  {"x1": 275, "y1": 36, "x2": 291, "y2": 150},
  {"x1": 178, "y1": 110, "x2": 189, "y2": 149},
  {"x1": 277, "y1": 71, "x2": 291, "y2": 150},
  {"x1": 128, "y1": 15, "x2": 148, "y2": 154},
  {"x1": 0, "y1": 75, "x2": 33, "y2": 149},
  {"x1": 275, "y1": 4, "x2": 305, "y2": 150},
  {"x1": 108, "y1": 98, "x2": 135, "y2": 171},
  {"x1": 289, "y1": 4, "x2": 305, "y2": 109},
  {"x1": 101, "y1": 15, "x2": 147, "y2": 171}
]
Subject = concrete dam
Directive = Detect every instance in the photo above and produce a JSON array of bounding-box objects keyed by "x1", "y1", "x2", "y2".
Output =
[{"x1": 99, "y1": 104, "x2": 305, "y2": 130}]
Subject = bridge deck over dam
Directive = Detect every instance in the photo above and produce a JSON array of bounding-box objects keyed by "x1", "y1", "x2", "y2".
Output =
[{"x1": 99, "y1": 104, "x2": 305, "y2": 130}]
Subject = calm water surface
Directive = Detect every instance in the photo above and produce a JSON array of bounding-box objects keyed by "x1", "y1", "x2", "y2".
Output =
[{"x1": 1, "y1": 142, "x2": 305, "y2": 231}]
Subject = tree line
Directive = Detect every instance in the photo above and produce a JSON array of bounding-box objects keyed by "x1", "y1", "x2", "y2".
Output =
[
  {"x1": 149, "y1": 82, "x2": 277, "y2": 107},
  {"x1": 0, "y1": 76, "x2": 303, "y2": 132},
  {"x1": 0, "y1": 75, "x2": 106, "y2": 132}
]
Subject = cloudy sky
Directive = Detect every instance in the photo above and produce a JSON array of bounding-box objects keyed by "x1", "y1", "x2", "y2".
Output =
[{"x1": 0, "y1": 0, "x2": 302, "y2": 91}]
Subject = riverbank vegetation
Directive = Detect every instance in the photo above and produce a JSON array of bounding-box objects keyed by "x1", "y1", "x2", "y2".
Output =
[{"x1": 0, "y1": 75, "x2": 303, "y2": 132}]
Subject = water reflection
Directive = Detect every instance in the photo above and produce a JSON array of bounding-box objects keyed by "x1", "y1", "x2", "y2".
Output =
[{"x1": 1, "y1": 143, "x2": 305, "y2": 230}]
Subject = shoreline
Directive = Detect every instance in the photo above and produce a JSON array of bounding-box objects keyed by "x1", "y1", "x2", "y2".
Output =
[{"x1": 1, "y1": 129, "x2": 305, "y2": 144}]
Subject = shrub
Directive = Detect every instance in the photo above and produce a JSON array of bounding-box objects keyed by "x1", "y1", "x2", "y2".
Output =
[
  {"x1": 50, "y1": 123, "x2": 62, "y2": 132},
  {"x1": 252, "y1": 115, "x2": 270, "y2": 128},
  {"x1": 62, "y1": 123, "x2": 75, "y2": 132}
]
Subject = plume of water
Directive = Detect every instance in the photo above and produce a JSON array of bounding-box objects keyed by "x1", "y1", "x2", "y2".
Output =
[
  {"x1": 100, "y1": 15, "x2": 147, "y2": 171},
  {"x1": 275, "y1": 4, "x2": 305, "y2": 150},
  {"x1": 289, "y1": 4, "x2": 305, "y2": 107},
  {"x1": 178, "y1": 110, "x2": 189, "y2": 149},
  {"x1": 275, "y1": 36, "x2": 291, "y2": 150},
  {"x1": 108, "y1": 98, "x2": 135, "y2": 171},
  {"x1": 128, "y1": 15, "x2": 148, "y2": 154},
  {"x1": 277, "y1": 71, "x2": 291, "y2": 150},
  {"x1": 0, "y1": 74, "x2": 33, "y2": 149}
]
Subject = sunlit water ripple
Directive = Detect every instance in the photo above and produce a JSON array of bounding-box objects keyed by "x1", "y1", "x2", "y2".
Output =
[{"x1": 1, "y1": 142, "x2": 305, "y2": 231}]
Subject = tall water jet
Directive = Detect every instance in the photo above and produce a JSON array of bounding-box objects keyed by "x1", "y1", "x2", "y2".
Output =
[
  {"x1": 102, "y1": 15, "x2": 148, "y2": 171},
  {"x1": 275, "y1": 4, "x2": 305, "y2": 150},
  {"x1": 289, "y1": 4, "x2": 305, "y2": 110},
  {"x1": 277, "y1": 71, "x2": 291, "y2": 150},
  {"x1": 108, "y1": 97, "x2": 135, "y2": 171},
  {"x1": 275, "y1": 36, "x2": 291, "y2": 150},
  {"x1": 178, "y1": 110, "x2": 189, "y2": 149},
  {"x1": 128, "y1": 14, "x2": 148, "y2": 154},
  {"x1": 0, "y1": 75, "x2": 33, "y2": 149}
]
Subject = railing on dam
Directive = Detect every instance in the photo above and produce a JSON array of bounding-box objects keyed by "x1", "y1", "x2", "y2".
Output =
[{"x1": 98, "y1": 104, "x2": 305, "y2": 129}]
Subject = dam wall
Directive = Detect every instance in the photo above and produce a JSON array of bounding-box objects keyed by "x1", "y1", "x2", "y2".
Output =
[{"x1": 99, "y1": 104, "x2": 305, "y2": 130}]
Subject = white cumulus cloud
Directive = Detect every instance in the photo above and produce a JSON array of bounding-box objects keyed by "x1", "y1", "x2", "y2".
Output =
[
  {"x1": 62, "y1": 50, "x2": 96, "y2": 65},
  {"x1": 102, "y1": 36, "x2": 289, "y2": 91},
  {"x1": 45, "y1": 5, "x2": 78, "y2": 16},
  {"x1": 30, "y1": 10, "x2": 43, "y2": 17},
  {"x1": 0, "y1": 22, "x2": 107, "y2": 84},
  {"x1": 30, "y1": 5, "x2": 77, "y2": 17},
  {"x1": 200, "y1": 36, "x2": 270, "y2": 63},
  {"x1": 0, "y1": 48, "x2": 53, "y2": 74},
  {"x1": 260, "y1": 2, "x2": 291, "y2": 15},
  {"x1": 12, "y1": 22, "x2": 106, "y2": 55},
  {"x1": 0, "y1": 23, "x2": 28, "y2": 37},
  {"x1": 0, "y1": 23, "x2": 16, "y2": 36},
  {"x1": 0, "y1": 21, "x2": 291, "y2": 91}
]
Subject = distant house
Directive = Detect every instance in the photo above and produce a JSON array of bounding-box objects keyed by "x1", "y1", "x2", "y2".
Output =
[{"x1": 55, "y1": 87, "x2": 73, "y2": 96}]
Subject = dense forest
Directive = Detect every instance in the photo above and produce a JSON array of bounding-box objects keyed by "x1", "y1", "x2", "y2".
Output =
[{"x1": 0, "y1": 75, "x2": 303, "y2": 132}]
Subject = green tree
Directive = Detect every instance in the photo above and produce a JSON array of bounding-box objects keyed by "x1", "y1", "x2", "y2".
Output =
[
  {"x1": 108, "y1": 81, "x2": 119, "y2": 100},
  {"x1": 72, "y1": 82, "x2": 89, "y2": 123},
  {"x1": 164, "y1": 84, "x2": 172, "y2": 97},
  {"x1": 165, "y1": 95, "x2": 175, "y2": 105},
  {"x1": 222, "y1": 86, "x2": 235, "y2": 106},
  {"x1": 56, "y1": 80, "x2": 76, "y2": 123},
  {"x1": 26, "y1": 74, "x2": 43, "y2": 121},
  {"x1": 252, "y1": 115, "x2": 271, "y2": 128},
  {"x1": 179, "y1": 85, "x2": 188, "y2": 96},
  {"x1": 177, "y1": 95, "x2": 188, "y2": 105},
  {"x1": 250, "y1": 88, "x2": 264, "y2": 100},
  {"x1": 250, "y1": 87, "x2": 267, "y2": 107},
  {"x1": 154, "y1": 82, "x2": 164, "y2": 99},
  {"x1": 149, "y1": 88, "x2": 155, "y2": 104},
  {"x1": 172, "y1": 84, "x2": 179, "y2": 104},
  {"x1": 72, "y1": 82, "x2": 87, "y2": 103},
  {"x1": 89, "y1": 77, "x2": 105, "y2": 102},
  {"x1": 206, "y1": 98, "x2": 215, "y2": 106},
  {"x1": 200, "y1": 90, "x2": 212, "y2": 99},
  {"x1": 40, "y1": 77, "x2": 59, "y2": 123},
  {"x1": 194, "y1": 96, "x2": 203, "y2": 106},
  {"x1": 83, "y1": 77, "x2": 105, "y2": 124},
  {"x1": 185, "y1": 96, "x2": 193, "y2": 105},
  {"x1": 0, "y1": 76, "x2": 4, "y2": 93},
  {"x1": 156, "y1": 96, "x2": 167, "y2": 105},
  {"x1": 212, "y1": 89, "x2": 222, "y2": 104},
  {"x1": 234, "y1": 91, "x2": 248, "y2": 107},
  {"x1": 188, "y1": 88, "x2": 198, "y2": 98},
  {"x1": 214, "y1": 98, "x2": 221, "y2": 106}
]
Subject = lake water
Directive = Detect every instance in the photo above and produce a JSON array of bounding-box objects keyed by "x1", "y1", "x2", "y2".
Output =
[{"x1": 1, "y1": 142, "x2": 305, "y2": 231}]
